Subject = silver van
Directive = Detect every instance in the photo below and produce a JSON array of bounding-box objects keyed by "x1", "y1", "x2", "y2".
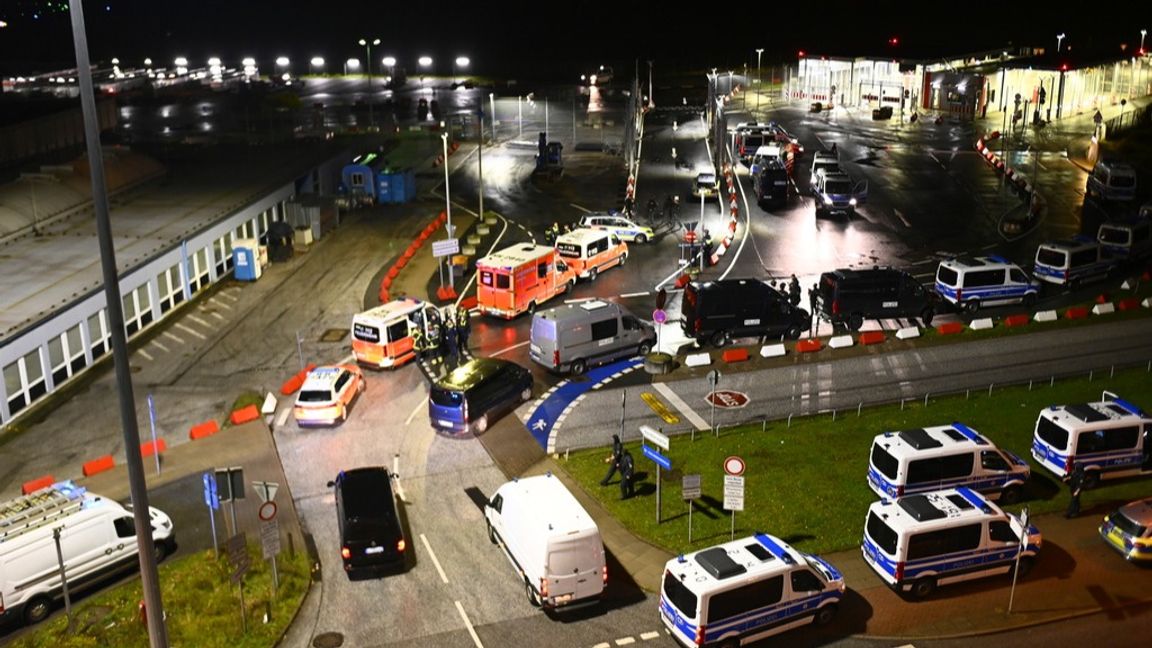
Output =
[
  {"x1": 1086, "y1": 159, "x2": 1137, "y2": 202},
  {"x1": 529, "y1": 300, "x2": 655, "y2": 375},
  {"x1": 1097, "y1": 218, "x2": 1152, "y2": 261}
]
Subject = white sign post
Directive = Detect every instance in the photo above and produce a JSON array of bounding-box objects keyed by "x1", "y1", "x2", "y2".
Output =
[
  {"x1": 253, "y1": 480, "x2": 281, "y2": 591},
  {"x1": 723, "y1": 456, "x2": 746, "y2": 540},
  {"x1": 640, "y1": 424, "x2": 670, "y2": 450},
  {"x1": 1008, "y1": 506, "x2": 1029, "y2": 613},
  {"x1": 682, "y1": 474, "x2": 701, "y2": 544},
  {"x1": 707, "y1": 369, "x2": 721, "y2": 437}
]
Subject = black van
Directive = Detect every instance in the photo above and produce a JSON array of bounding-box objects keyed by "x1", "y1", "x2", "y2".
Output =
[
  {"x1": 327, "y1": 466, "x2": 407, "y2": 579},
  {"x1": 428, "y1": 357, "x2": 534, "y2": 434},
  {"x1": 681, "y1": 279, "x2": 810, "y2": 347},
  {"x1": 817, "y1": 267, "x2": 936, "y2": 331}
]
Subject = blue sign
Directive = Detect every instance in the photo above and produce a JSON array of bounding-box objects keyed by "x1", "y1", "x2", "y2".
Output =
[
  {"x1": 203, "y1": 472, "x2": 219, "y2": 510},
  {"x1": 642, "y1": 444, "x2": 672, "y2": 471}
]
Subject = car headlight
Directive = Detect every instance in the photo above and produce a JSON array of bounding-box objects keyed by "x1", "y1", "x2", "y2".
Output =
[
  {"x1": 823, "y1": 195, "x2": 833, "y2": 205},
  {"x1": 849, "y1": 197, "x2": 857, "y2": 206}
]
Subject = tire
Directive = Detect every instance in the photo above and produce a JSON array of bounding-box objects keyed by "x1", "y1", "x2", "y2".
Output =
[
  {"x1": 487, "y1": 521, "x2": 497, "y2": 544},
  {"x1": 1015, "y1": 556, "x2": 1035, "y2": 578},
  {"x1": 786, "y1": 323, "x2": 804, "y2": 340},
  {"x1": 618, "y1": 254, "x2": 627, "y2": 267},
  {"x1": 813, "y1": 603, "x2": 839, "y2": 626},
  {"x1": 525, "y1": 580, "x2": 542, "y2": 607},
  {"x1": 635, "y1": 234, "x2": 648, "y2": 244},
  {"x1": 962, "y1": 300, "x2": 980, "y2": 314},
  {"x1": 23, "y1": 595, "x2": 52, "y2": 625},
  {"x1": 638, "y1": 341, "x2": 652, "y2": 356},
  {"x1": 563, "y1": 279, "x2": 575, "y2": 294},
  {"x1": 571, "y1": 359, "x2": 588, "y2": 375},
  {"x1": 589, "y1": 267, "x2": 599, "y2": 282},
  {"x1": 1023, "y1": 293, "x2": 1037, "y2": 307},
  {"x1": 911, "y1": 577, "x2": 937, "y2": 599},
  {"x1": 848, "y1": 313, "x2": 865, "y2": 331},
  {"x1": 1082, "y1": 470, "x2": 1101, "y2": 490},
  {"x1": 527, "y1": 301, "x2": 538, "y2": 315},
  {"x1": 520, "y1": 386, "x2": 533, "y2": 403},
  {"x1": 154, "y1": 540, "x2": 170, "y2": 563},
  {"x1": 921, "y1": 307, "x2": 935, "y2": 326},
  {"x1": 710, "y1": 330, "x2": 731, "y2": 347},
  {"x1": 999, "y1": 485, "x2": 1023, "y2": 506},
  {"x1": 473, "y1": 414, "x2": 489, "y2": 435}
]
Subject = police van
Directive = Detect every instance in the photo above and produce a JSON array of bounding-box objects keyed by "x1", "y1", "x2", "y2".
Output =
[
  {"x1": 659, "y1": 533, "x2": 845, "y2": 647},
  {"x1": 1030, "y1": 391, "x2": 1152, "y2": 488},
  {"x1": 1097, "y1": 218, "x2": 1152, "y2": 261},
  {"x1": 1033, "y1": 237, "x2": 1118, "y2": 287},
  {"x1": 934, "y1": 255, "x2": 1039, "y2": 313},
  {"x1": 1086, "y1": 158, "x2": 1138, "y2": 202},
  {"x1": 861, "y1": 487, "x2": 1041, "y2": 599},
  {"x1": 867, "y1": 423, "x2": 1031, "y2": 504}
]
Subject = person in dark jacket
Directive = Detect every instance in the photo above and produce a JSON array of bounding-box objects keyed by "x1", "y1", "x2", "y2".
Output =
[
  {"x1": 455, "y1": 307, "x2": 471, "y2": 356},
  {"x1": 789, "y1": 274, "x2": 802, "y2": 307},
  {"x1": 600, "y1": 434, "x2": 623, "y2": 485},
  {"x1": 619, "y1": 450, "x2": 636, "y2": 499},
  {"x1": 1065, "y1": 465, "x2": 1085, "y2": 518}
]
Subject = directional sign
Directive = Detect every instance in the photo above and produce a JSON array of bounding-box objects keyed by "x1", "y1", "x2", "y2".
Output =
[
  {"x1": 252, "y1": 481, "x2": 279, "y2": 504},
  {"x1": 682, "y1": 474, "x2": 701, "y2": 500},
  {"x1": 225, "y1": 532, "x2": 250, "y2": 584},
  {"x1": 202, "y1": 472, "x2": 219, "y2": 510},
  {"x1": 705, "y1": 390, "x2": 750, "y2": 409},
  {"x1": 723, "y1": 475, "x2": 745, "y2": 511},
  {"x1": 640, "y1": 392, "x2": 680, "y2": 424},
  {"x1": 724, "y1": 456, "x2": 746, "y2": 477},
  {"x1": 432, "y1": 238, "x2": 460, "y2": 258},
  {"x1": 642, "y1": 444, "x2": 672, "y2": 471},
  {"x1": 640, "y1": 424, "x2": 669, "y2": 450}
]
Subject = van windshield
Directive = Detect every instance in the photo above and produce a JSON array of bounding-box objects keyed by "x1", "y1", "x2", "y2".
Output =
[
  {"x1": 866, "y1": 511, "x2": 898, "y2": 555},
  {"x1": 870, "y1": 443, "x2": 899, "y2": 479},
  {"x1": 548, "y1": 540, "x2": 599, "y2": 576},
  {"x1": 662, "y1": 571, "x2": 698, "y2": 619},
  {"x1": 1036, "y1": 416, "x2": 1070, "y2": 450},
  {"x1": 936, "y1": 266, "x2": 958, "y2": 286},
  {"x1": 429, "y1": 387, "x2": 464, "y2": 407},
  {"x1": 1099, "y1": 227, "x2": 1130, "y2": 244},
  {"x1": 1037, "y1": 248, "x2": 1068, "y2": 267}
]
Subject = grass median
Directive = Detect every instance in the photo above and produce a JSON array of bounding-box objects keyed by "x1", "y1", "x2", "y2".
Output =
[{"x1": 562, "y1": 366, "x2": 1152, "y2": 556}]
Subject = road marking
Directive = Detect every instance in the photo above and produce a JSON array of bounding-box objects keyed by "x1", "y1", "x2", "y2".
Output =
[
  {"x1": 276, "y1": 407, "x2": 292, "y2": 427},
  {"x1": 175, "y1": 322, "x2": 206, "y2": 340},
  {"x1": 150, "y1": 339, "x2": 169, "y2": 352},
  {"x1": 137, "y1": 348, "x2": 153, "y2": 361},
  {"x1": 615, "y1": 638, "x2": 636, "y2": 646},
  {"x1": 405, "y1": 397, "x2": 429, "y2": 426},
  {"x1": 217, "y1": 290, "x2": 239, "y2": 302},
  {"x1": 162, "y1": 331, "x2": 184, "y2": 345},
  {"x1": 454, "y1": 600, "x2": 484, "y2": 648},
  {"x1": 209, "y1": 297, "x2": 232, "y2": 310},
  {"x1": 639, "y1": 631, "x2": 661, "y2": 640},
  {"x1": 188, "y1": 314, "x2": 213, "y2": 329},
  {"x1": 565, "y1": 297, "x2": 596, "y2": 304},
  {"x1": 652, "y1": 382, "x2": 710, "y2": 431},
  {"x1": 569, "y1": 203, "x2": 593, "y2": 212},
  {"x1": 420, "y1": 534, "x2": 450, "y2": 584},
  {"x1": 619, "y1": 291, "x2": 650, "y2": 299},
  {"x1": 490, "y1": 340, "x2": 530, "y2": 357},
  {"x1": 209, "y1": 311, "x2": 226, "y2": 321},
  {"x1": 894, "y1": 208, "x2": 912, "y2": 228},
  {"x1": 641, "y1": 392, "x2": 681, "y2": 424},
  {"x1": 592, "y1": 644, "x2": 611, "y2": 648}
]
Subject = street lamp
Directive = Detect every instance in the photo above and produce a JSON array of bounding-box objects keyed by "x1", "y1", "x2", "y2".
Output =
[
  {"x1": 310, "y1": 56, "x2": 324, "y2": 75},
  {"x1": 1056, "y1": 33, "x2": 1066, "y2": 54},
  {"x1": 1141, "y1": 29, "x2": 1148, "y2": 53},
  {"x1": 419, "y1": 55, "x2": 433, "y2": 92},
  {"x1": 275, "y1": 56, "x2": 290, "y2": 83},
  {"x1": 382, "y1": 56, "x2": 396, "y2": 85},
  {"x1": 358, "y1": 38, "x2": 380, "y2": 129},
  {"x1": 755, "y1": 48, "x2": 764, "y2": 113},
  {"x1": 454, "y1": 55, "x2": 470, "y2": 85}
]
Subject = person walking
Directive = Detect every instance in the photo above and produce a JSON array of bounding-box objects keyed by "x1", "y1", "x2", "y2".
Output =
[
  {"x1": 1065, "y1": 465, "x2": 1085, "y2": 519},
  {"x1": 600, "y1": 434, "x2": 624, "y2": 486},
  {"x1": 619, "y1": 449, "x2": 636, "y2": 500},
  {"x1": 808, "y1": 283, "x2": 819, "y2": 335},
  {"x1": 443, "y1": 316, "x2": 458, "y2": 365},
  {"x1": 789, "y1": 274, "x2": 801, "y2": 307},
  {"x1": 702, "y1": 229, "x2": 714, "y2": 266},
  {"x1": 411, "y1": 327, "x2": 426, "y2": 360},
  {"x1": 456, "y1": 307, "x2": 471, "y2": 357}
]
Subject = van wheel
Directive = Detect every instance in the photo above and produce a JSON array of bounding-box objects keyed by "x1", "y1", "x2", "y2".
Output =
[
  {"x1": 785, "y1": 324, "x2": 804, "y2": 340},
  {"x1": 23, "y1": 595, "x2": 52, "y2": 625},
  {"x1": 154, "y1": 540, "x2": 170, "y2": 563},
  {"x1": 999, "y1": 485, "x2": 1023, "y2": 505},
  {"x1": 618, "y1": 254, "x2": 627, "y2": 267},
  {"x1": 1082, "y1": 470, "x2": 1101, "y2": 490},
  {"x1": 571, "y1": 359, "x2": 588, "y2": 375},
  {"x1": 520, "y1": 386, "x2": 533, "y2": 403},
  {"x1": 1015, "y1": 556, "x2": 1035, "y2": 578},
  {"x1": 527, "y1": 301, "x2": 538, "y2": 315},
  {"x1": 813, "y1": 603, "x2": 839, "y2": 626},
  {"x1": 563, "y1": 279, "x2": 575, "y2": 294},
  {"x1": 486, "y1": 521, "x2": 497, "y2": 544},
  {"x1": 589, "y1": 268, "x2": 599, "y2": 282},
  {"x1": 635, "y1": 234, "x2": 648, "y2": 244},
  {"x1": 638, "y1": 341, "x2": 652, "y2": 356},
  {"x1": 848, "y1": 313, "x2": 865, "y2": 331},
  {"x1": 921, "y1": 307, "x2": 935, "y2": 326},
  {"x1": 911, "y1": 577, "x2": 937, "y2": 599},
  {"x1": 962, "y1": 300, "x2": 980, "y2": 314},
  {"x1": 473, "y1": 415, "x2": 489, "y2": 435},
  {"x1": 525, "y1": 580, "x2": 542, "y2": 607},
  {"x1": 710, "y1": 330, "x2": 731, "y2": 347},
  {"x1": 1023, "y1": 293, "x2": 1037, "y2": 307}
]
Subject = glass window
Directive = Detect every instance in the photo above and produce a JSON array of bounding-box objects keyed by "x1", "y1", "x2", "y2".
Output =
[
  {"x1": 939, "y1": 453, "x2": 974, "y2": 479},
  {"x1": 662, "y1": 573, "x2": 698, "y2": 620},
  {"x1": 906, "y1": 524, "x2": 982, "y2": 559},
  {"x1": 4, "y1": 362, "x2": 22, "y2": 396},
  {"x1": 66, "y1": 325, "x2": 83, "y2": 358},
  {"x1": 123, "y1": 292, "x2": 136, "y2": 320},
  {"x1": 989, "y1": 520, "x2": 1018, "y2": 543},
  {"x1": 1036, "y1": 417, "x2": 1069, "y2": 450},
  {"x1": 334, "y1": 371, "x2": 351, "y2": 392},
  {"x1": 707, "y1": 576, "x2": 782, "y2": 623},
  {"x1": 981, "y1": 451, "x2": 1010, "y2": 471},
  {"x1": 495, "y1": 274, "x2": 511, "y2": 290},
  {"x1": 48, "y1": 336, "x2": 65, "y2": 368},
  {"x1": 791, "y1": 569, "x2": 825, "y2": 593},
  {"x1": 870, "y1": 444, "x2": 899, "y2": 479},
  {"x1": 1009, "y1": 269, "x2": 1028, "y2": 283},
  {"x1": 114, "y1": 516, "x2": 136, "y2": 538},
  {"x1": 906, "y1": 458, "x2": 941, "y2": 484},
  {"x1": 591, "y1": 318, "x2": 618, "y2": 341},
  {"x1": 22, "y1": 350, "x2": 42, "y2": 384},
  {"x1": 537, "y1": 262, "x2": 548, "y2": 279}
]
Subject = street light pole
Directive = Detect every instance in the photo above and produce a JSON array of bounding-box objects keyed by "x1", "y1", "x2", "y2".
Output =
[
  {"x1": 359, "y1": 38, "x2": 380, "y2": 129},
  {"x1": 755, "y1": 48, "x2": 764, "y2": 113},
  {"x1": 1141, "y1": 29, "x2": 1148, "y2": 53},
  {"x1": 1056, "y1": 33, "x2": 1066, "y2": 54},
  {"x1": 441, "y1": 133, "x2": 453, "y2": 291}
]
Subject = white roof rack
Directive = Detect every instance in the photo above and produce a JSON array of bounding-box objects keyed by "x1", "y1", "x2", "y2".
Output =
[{"x1": 0, "y1": 481, "x2": 87, "y2": 544}]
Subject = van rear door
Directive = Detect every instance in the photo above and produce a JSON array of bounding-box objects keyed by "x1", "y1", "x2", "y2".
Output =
[
  {"x1": 546, "y1": 532, "x2": 605, "y2": 604},
  {"x1": 529, "y1": 316, "x2": 559, "y2": 368}
]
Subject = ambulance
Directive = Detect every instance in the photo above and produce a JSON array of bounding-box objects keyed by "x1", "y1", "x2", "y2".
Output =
[
  {"x1": 351, "y1": 298, "x2": 442, "y2": 368},
  {"x1": 555, "y1": 228, "x2": 628, "y2": 281},
  {"x1": 476, "y1": 244, "x2": 577, "y2": 319}
]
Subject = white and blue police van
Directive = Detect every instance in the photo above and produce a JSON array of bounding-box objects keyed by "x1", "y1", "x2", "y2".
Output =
[
  {"x1": 1097, "y1": 218, "x2": 1152, "y2": 261},
  {"x1": 1031, "y1": 391, "x2": 1152, "y2": 488},
  {"x1": 1033, "y1": 237, "x2": 1118, "y2": 287},
  {"x1": 867, "y1": 423, "x2": 1031, "y2": 504},
  {"x1": 934, "y1": 255, "x2": 1039, "y2": 313},
  {"x1": 659, "y1": 533, "x2": 844, "y2": 646},
  {"x1": 861, "y1": 487, "x2": 1041, "y2": 599}
]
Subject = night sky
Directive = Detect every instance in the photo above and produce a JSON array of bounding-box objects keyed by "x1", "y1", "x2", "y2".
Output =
[{"x1": 0, "y1": 1, "x2": 1145, "y2": 79}]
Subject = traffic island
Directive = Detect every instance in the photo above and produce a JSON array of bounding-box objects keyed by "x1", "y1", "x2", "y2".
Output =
[{"x1": 643, "y1": 352, "x2": 675, "y2": 375}]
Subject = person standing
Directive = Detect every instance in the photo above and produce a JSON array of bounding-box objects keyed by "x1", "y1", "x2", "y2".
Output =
[
  {"x1": 619, "y1": 449, "x2": 636, "y2": 500},
  {"x1": 443, "y1": 316, "x2": 458, "y2": 365},
  {"x1": 456, "y1": 307, "x2": 471, "y2": 357},
  {"x1": 1065, "y1": 465, "x2": 1085, "y2": 519},
  {"x1": 702, "y1": 229, "x2": 714, "y2": 266},
  {"x1": 808, "y1": 283, "x2": 819, "y2": 335},
  {"x1": 789, "y1": 274, "x2": 802, "y2": 307},
  {"x1": 411, "y1": 327, "x2": 426, "y2": 360},
  {"x1": 600, "y1": 434, "x2": 624, "y2": 486}
]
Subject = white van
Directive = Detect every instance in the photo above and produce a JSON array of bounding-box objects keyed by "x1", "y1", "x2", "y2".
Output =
[
  {"x1": 934, "y1": 255, "x2": 1038, "y2": 313},
  {"x1": 867, "y1": 423, "x2": 1031, "y2": 504},
  {"x1": 1097, "y1": 218, "x2": 1152, "y2": 261},
  {"x1": 660, "y1": 533, "x2": 845, "y2": 647},
  {"x1": 861, "y1": 487, "x2": 1041, "y2": 599},
  {"x1": 555, "y1": 228, "x2": 628, "y2": 281},
  {"x1": 1086, "y1": 159, "x2": 1138, "y2": 202},
  {"x1": 529, "y1": 300, "x2": 656, "y2": 375},
  {"x1": 1031, "y1": 391, "x2": 1152, "y2": 488},
  {"x1": 1033, "y1": 237, "x2": 1118, "y2": 287},
  {"x1": 0, "y1": 482, "x2": 175, "y2": 626},
  {"x1": 484, "y1": 474, "x2": 606, "y2": 611}
]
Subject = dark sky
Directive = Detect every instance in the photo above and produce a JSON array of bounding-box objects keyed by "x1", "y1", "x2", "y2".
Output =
[{"x1": 0, "y1": 1, "x2": 1144, "y2": 78}]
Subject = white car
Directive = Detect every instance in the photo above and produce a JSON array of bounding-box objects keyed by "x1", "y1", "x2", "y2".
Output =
[
  {"x1": 692, "y1": 172, "x2": 720, "y2": 200},
  {"x1": 578, "y1": 213, "x2": 655, "y2": 243}
]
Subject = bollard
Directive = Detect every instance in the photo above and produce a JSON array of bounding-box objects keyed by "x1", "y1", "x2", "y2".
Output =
[
  {"x1": 832, "y1": 409, "x2": 837, "y2": 422},
  {"x1": 966, "y1": 389, "x2": 970, "y2": 400},
  {"x1": 900, "y1": 399, "x2": 905, "y2": 411},
  {"x1": 565, "y1": 448, "x2": 570, "y2": 461},
  {"x1": 1110, "y1": 365, "x2": 1115, "y2": 379},
  {"x1": 857, "y1": 402, "x2": 862, "y2": 417},
  {"x1": 1050, "y1": 376, "x2": 1055, "y2": 387},
  {"x1": 924, "y1": 393, "x2": 929, "y2": 407},
  {"x1": 762, "y1": 419, "x2": 767, "y2": 432},
  {"x1": 988, "y1": 383, "x2": 994, "y2": 396},
  {"x1": 1029, "y1": 380, "x2": 1033, "y2": 391},
  {"x1": 1089, "y1": 370, "x2": 1094, "y2": 382},
  {"x1": 787, "y1": 413, "x2": 793, "y2": 428}
]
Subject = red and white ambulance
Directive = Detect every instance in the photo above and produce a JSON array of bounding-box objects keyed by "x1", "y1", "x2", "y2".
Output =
[
  {"x1": 556, "y1": 228, "x2": 628, "y2": 281},
  {"x1": 351, "y1": 298, "x2": 442, "y2": 368},
  {"x1": 477, "y1": 244, "x2": 577, "y2": 319}
]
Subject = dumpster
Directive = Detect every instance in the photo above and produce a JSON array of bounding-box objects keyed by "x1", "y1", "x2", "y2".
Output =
[{"x1": 383, "y1": 169, "x2": 416, "y2": 204}]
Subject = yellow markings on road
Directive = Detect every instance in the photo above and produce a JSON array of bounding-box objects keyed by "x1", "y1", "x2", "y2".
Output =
[{"x1": 641, "y1": 392, "x2": 680, "y2": 425}]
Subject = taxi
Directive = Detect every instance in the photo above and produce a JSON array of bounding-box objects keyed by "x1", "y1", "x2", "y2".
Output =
[
  {"x1": 578, "y1": 212, "x2": 655, "y2": 243},
  {"x1": 1099, "y1": 497, "x2": 1152, "y2": 563},
  {"x1": 294, "y1": 364, "x2": 365, "y2": 426}
]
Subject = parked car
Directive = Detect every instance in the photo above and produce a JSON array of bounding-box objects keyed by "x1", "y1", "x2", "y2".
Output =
[
  {"x1": 578, "y1": 213, "x2": 655, "y2": 243},
  {"x1": 429, "y1": 358, "x2": 533, "y2": 434},
  {"x1": 692, "y1": 172, "x2": 720, "y2": 200},
  {"x1": 1099, "y1": 497, "x2": 1152, "y2": 563},
  {"x1": 294, "y1": 364, "x2": 365, "y2": 426}
]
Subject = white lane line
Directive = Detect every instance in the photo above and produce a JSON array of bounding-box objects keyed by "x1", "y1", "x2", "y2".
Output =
[
  {"x1": 218, "y1": 291, "x2": 239, "y2": 302},
  {"x1": 565, "y1": 297, "x2": 595, "y2": 304},
  {"x1": 654, "y1": 261, "x2": 689, "y2": 291},
  {"x1": 490, "y1": 340, "x2": 530, "y2": 357},
  {"x1": 188, "y1": 314, "x2": 213, "y2": 329},
  {"x1": 615, "y1": 638, "x2": 636, "y2": 646},
  {"x1": 137, "y1": 348, "x2": 153, "y2": 361},
  {"x1": 150, "y1": 339, "x2": 169, "y2": 352},
  {"x1": 276, "y1": 407, "x2": 292, "y2": 428},
  {"x1": 593, "y1": 644, "x2": 611, "y2": 648},
  {"x1": 619, "y1": 291, "x2": 650, "y2": 298},
  {"x1": 175, "y1": 322, "x2": 206, "y2": 340},
  {"x1": 339, "y1": 353, "x2": 355, "y2": 365},
  {"x1": 652, "y1": 382, "x2": 710, "y2": 431},
  {"x1": 209, "y1": 311, "x2": 226, "y2": 321},
  {"x1": 454, "y1": 600, "x2": 485, "y2": 648},
  {"x1": 569, "y1": 203, "x2": 593, "y2": 212},
  {"x1": 639, "y1": 631, "x2": 661, "y2": 640},
  {"x1": 420, "y1": 534, "x2": 450, "y2": 584},
  {"x1": 405, "y1": 397, "x2": 429, "y2": 426},
  {"x1": 162, "y1": 331, "x2": 184, "y2": 345},
  {"x1": 209, "y1": 297, "x2": 232, "y2": 310}
]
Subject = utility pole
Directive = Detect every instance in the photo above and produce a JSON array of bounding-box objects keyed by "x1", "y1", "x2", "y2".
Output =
[{"x1": 755, "y1": 48, "x2": 765, "y2": 113}]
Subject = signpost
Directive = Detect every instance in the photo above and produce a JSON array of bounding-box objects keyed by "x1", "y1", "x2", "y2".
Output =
[
  {"x1": 433, "y1": 238, "x2": 460, "y2": 293},
  {"x1": 202, "y1": 472, "x2": 220, "y2": 557},
  {"x1": 642, "y1": 439, "x2": 672, "y2": 524},
  {"x1": 225, "y1": 532, "x2": 249, "y2": 633},
  {"x1": 723, "y1": 456, "x2": 746, "y2": 540},
  {"x1": 707, "y1": 369, "x2": 721, "y2": 436},
  {"x1": 146, "y1": 393, "x2": 160, "y2": 476},
  {"x1": 652, "y1": 308, "x2": 666, "y2": 353},
  {"x1": 1008, "y1": 506, "x2": 1029, "y2": 613},
  {"x1": 215, "y1": 466, "x2": 245, "y2": 536},
  {"x1": 682, "y1": 474, "x2": 701, "y2": 543},
  {"x1": 253, "y1": 480, "x2": 282, "y2": 592}
]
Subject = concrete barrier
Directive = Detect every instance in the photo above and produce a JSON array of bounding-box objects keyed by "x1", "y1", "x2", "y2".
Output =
[
  {"x1": 722, "y1": 348, "x2": 749, "y2": 363},
  {"x1": 685, "y1": 352, "x2": 712, "y2": 367},
  {"x1": 1092, "y1": 302, "x2": 1116, "y2": 315},
  {"x1": 896, "y1": 326, "x2": 920, "y2": 340},
  {"x1": 1065, "y1": 306, "x2": 1089, "y2": 320},
  {"x1": 21, "y1": 475, "x2": 55, "y2": 495},
  {"x1": 760, "y1": 343, "x2": 786, "y2": 358},
  {"x1": 1034, "y1": 310, "x2": 1058, "y2": 322},
  {"x1": 1004, "y1": 314, "x2": 1030, "y2": 327},
  {"x1": 82, "y1": 455, "x2": 115, "y2": 477},
  {"x1": 970, "y1": 317, "x2": 994, "y2": 330},
  {"x1": 936, "y1": 322, "x2": 964, "y2": 335},
  {"x1": 140, "y1": 438, "x2": 168, "y2": 458},
  {"x1": 189, "y1": 420, "x2": 220, "y2": 440},
  {"x1": 1117, "y1": 297, "x2": 1141, "y2": 311},
  {"x1": 828, "y1": 335, "x2": 854, "y2": 349},
  {"x1": 261, "y1": 392, "x2": 278, "y2": 415},
  {"x1": 1143, "y1": 297, "x2": 1152, "y2": 309},
  {"x1": 231, "y1": 404, "x2": 260, "y2": 425},
  {"x1": 796, "y1": 339, "x2": 822, "y2": 353},
  {"x1": 858, "y1": 331, "x2": 886, "y2": 345}
]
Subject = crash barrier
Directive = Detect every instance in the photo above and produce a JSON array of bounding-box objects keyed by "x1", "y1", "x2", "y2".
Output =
[
  {"x1": 1004, "y1": 314, "x2": 1030, "y2": 327},
  {"x1": 684, "y1": 352, "x2": 712, "y2": 367},
  {"x1": 760, "y1": 343, "x2": 786, "y2": 358},
  {"x1": 936, "y1": 322, "x2": 964, "y2": 335},
  {"x1": 970, "y1": 317, "x2": 994, "y2": 330},
  {"x1": 140, "y1": 438, "x2": 168, "y2": 458},
  {"x1": 709, "y1": 163, "x2": 741, "y2": 266},
  {"x1": 230, "y1": 404, "x2": 260, "y2": 425},
  {"x1": 189, "y1": 419, "x2": 221, "y2": 440},
  {"x1": 975, "y1": 132, "x2": 1046, "y2": 234},
  {"x1": 280, "y1": 362, "x2": 317, "y2": 396},
  {"x1": 796, "y1": 339, "x2": 822, "y2": 353},
  {"x1": 828, "y1": 335, "x2": 854, "y2": 349},
  {"x1": 82, "y1": 455, "x2": 115, "y2": 477},
  {"x1": 1119, "y1": 297, "x2": 1142, "y2": 311},
  {"x1": 721, "y1": 348, "x2": 749, "y2": 363},
  {"x1": 895, "y1": 326, "x2": 921, "y2": 340},
  {"x1": 1065, "y1": 306, "x2": 1090, "y2": 320},
  {"x1": 21, "y1": 474, "x2": 55, "y2": 495},
  {"x1": 1093, "y1": 302, "x2": 1116, "y2": 315},
  {"x1": 1034, "y1": 310, "x2": 1058, "y2": 322},
  {"x1": 858, "y1": 331, "x2": 886, "y2": 345},
  {"x1": 376, "y1": 212, "x2": 447, "y2": 306}
]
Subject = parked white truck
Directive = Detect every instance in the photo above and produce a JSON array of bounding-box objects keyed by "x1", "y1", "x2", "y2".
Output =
[
  {"x1": 0, "y1": 481, "x2": 175, "y2": 625},
  {"x1": 484, "y1": 473, "x2": 606, "y2": 611}
]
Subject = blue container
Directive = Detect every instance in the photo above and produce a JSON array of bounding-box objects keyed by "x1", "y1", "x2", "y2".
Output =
[{"x1": 233, "y1": 246, "x2": 259, "y2": 281}]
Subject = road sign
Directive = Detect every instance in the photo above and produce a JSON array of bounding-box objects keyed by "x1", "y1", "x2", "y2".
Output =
[
  {"x1": 202, "y1": 472, "x2": 219, "y2": 510},
  {"x1": 225, "y1": 532, "x2": 250, "y2": 583},
  {"x1": 640, "y1": 392, "x2": 680, "y2": 424},
  {"x1": 258, "y1": 501, "x2": 278, "y2": 522},
  {"x1": 252, "y1": 481, "x2": 279, "y2": 504},
  {"x1": 432, "y1": 238, "x2": 460, "y2": 258},
  {"x1": 724, "y1": 456, "x2": 746, "y2": 476},
  {"x1": 653, "y1": 309, "x2": 667, "y2": 325},
  {"x1": 706, "y1": 369, "x2": 721, "y2": 388},
  {"x1": 642, "y1": 444, "x2": 672, "y2": 471},
  {"x1": 682, "y1": 474, "x2": 701, "y2": 500},
  {"x1": 705, "y1": 390, "x2": 750, "y2": 409},
  {"x1": 260, "y1": 519, "x2": 282, "y2": 560},
  {"x1": 215, "y1": 467, "x2": 245, "y2": 502},
  {"x1": 723, "y1": 475, "x2": 745, "y2": 511},
  {"x1": 640, "y1": 424, "x2": 669, "y2": 450}
]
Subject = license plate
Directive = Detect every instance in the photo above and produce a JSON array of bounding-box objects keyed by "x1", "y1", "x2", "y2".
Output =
[
  {"x1": 365, "y1": 546, "x2": 384, "y2": 554},
  {"x1": 437, "y1": 419, "x2": 453, "y2": 427},
  {"x1": 530, "y1": 344, "x2": 541, "y2": 355}
]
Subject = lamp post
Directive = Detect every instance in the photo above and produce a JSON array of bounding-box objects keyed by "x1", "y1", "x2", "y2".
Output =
[
  {"x1": 453, "y1": 55, "x2": 469, "y2": 85},
  {"x1": 344, "y1": 58, "x2": 360, "y2": 77},
  {"x1": 1141, "y1": 29, "x2": 1147, "y2": 53},
  {"x1": 490, "y1": 93, "x2": 497, "y2": 141},
  {"x1": 382, "y1": 56, "x2": 396, "y2": 86},
  {"x1": 755, "y1": 48, "x2": 764, "y2": 113},
  {"x1": 309, "y1": 56, "x2": 324, "y2": 76},
  {"x1": 441, "y1": 132, "x2": 454, "y2": 292},
  {"x1": 358, "y1": 38, "x2": 380, "y2": 129},
  {"x1": 275, "y1": 56, "x2": 289, "y2": 83},
  {"x1": 418, "y1": 55, "x2": 433, "y2": 93},
  {"x1": 1056, "y1": 33, "x2": 1066, "y2": 54}
]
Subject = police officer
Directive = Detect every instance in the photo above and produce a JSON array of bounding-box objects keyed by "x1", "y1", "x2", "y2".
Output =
[
  {"x1": 1065, "y1": 465, "x2": 1085, "y2": 519},
  {"x1": 808, "y1": 283, "x2": 819, "y2": 335},
  {"x1": 789, "y1": 274, "x2": 802, "y2": 307},
  {"x1": 600, "y1": 434, "x2": 624, "y2": 486},
  {"x1": 443, "y1": 315, "x2": 458, "y2": 363},
  {"x1": 619, "y1": 449, "x2": 636, "y2": 500},
  {"x1": 622, "y1": 195, "x2": 635, "y2": 217},
  {"x1": 456, "y1": 307, "x2": 471, "y2": 356},
  {"x1": 702, "y1": 229, "x2": 714, "y2": 266}
]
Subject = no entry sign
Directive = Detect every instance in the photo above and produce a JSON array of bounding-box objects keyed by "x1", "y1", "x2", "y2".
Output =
[{"x1": 705, "y1": 390, "x2": 750, "y2": 409}]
